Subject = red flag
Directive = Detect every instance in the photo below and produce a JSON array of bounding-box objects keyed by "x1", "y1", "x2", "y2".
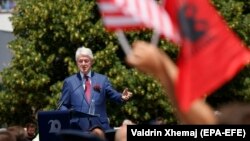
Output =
[
  {"x1": 97, "y1": 0, "x2": 178, "y2": 42},
  {"x1": 164, "y1": 0, "x2": 250, "y2": 112}
]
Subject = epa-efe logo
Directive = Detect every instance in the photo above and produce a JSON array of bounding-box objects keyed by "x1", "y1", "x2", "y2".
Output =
[{"x1": 48, "y1": 120, "x2": 61, "y2": 133}]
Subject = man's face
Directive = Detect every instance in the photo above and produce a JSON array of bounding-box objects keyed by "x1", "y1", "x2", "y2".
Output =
[
  {"x1": 27, "y1": 127, "x2": 36, "y2": 137},
  {"x1": 76, "y1": 55, "x2": 93, "y2": 75}
]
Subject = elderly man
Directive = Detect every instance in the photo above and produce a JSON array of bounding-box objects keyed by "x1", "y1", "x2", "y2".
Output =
[{"x1": 58, "y1": 46, "x2": 132, "y2": 140}]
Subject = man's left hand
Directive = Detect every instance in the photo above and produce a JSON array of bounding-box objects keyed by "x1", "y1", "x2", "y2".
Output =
[{"x1": 122, "y1": 88, "x2": 133, "y2": 101}]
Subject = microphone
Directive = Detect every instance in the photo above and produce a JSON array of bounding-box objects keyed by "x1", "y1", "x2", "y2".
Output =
[{"x1": 56, "y1": 82, "x2": 83, "y2": 110}]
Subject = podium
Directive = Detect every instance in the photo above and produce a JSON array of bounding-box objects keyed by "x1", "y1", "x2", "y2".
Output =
[{"x1": 38, "y1": 110, "x2": 98, "y2": 141}]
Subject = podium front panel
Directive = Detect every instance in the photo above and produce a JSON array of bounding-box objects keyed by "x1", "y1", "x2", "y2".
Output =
[{"x1": 38, "y1": 110, "x2": 71, "y2": 141}]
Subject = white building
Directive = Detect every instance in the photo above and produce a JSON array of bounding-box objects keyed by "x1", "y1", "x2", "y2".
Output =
[{"x1": 0, "y1": 13, "x2": 14, "y2": 72}]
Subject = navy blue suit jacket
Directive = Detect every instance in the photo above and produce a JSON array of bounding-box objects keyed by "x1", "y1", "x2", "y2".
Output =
[{"x1": 58, "y1": 72, "x2": 124, "y2": 131}]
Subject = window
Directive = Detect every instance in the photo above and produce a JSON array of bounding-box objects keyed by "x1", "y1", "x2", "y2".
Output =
[{"x1": 0, "y1": 0, "x2": 16, "y2": 13}]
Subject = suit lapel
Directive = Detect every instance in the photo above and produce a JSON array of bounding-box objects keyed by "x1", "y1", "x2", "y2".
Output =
[
  {"x1": 90, "y1": 72, "x2": 95, "y2": 100},
  {"x1": 91, "y1": 72, "x2": 101, "y2": 101}
]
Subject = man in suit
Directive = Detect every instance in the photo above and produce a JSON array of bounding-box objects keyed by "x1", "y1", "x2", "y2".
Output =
[{"x1": 58, "y1": 46, "x2": 132, "y2": 140}]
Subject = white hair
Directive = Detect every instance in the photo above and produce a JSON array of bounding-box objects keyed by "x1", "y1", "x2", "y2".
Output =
[{"x1": 75, "y1": 46, "x2": 93, "y2": 61}]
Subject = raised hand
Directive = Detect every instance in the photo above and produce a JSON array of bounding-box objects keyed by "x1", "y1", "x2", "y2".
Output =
[{"x1": 122, "y1": 88, "x2": 132, "y2": 101}]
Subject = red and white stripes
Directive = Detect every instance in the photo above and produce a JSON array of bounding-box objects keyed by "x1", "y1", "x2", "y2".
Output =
[
  {"x1": 98, "y1": 0, "x2": 179, "y2": 42},
  {"x1": 97, "y1": 0, "x2": 144, "y2": 31}
]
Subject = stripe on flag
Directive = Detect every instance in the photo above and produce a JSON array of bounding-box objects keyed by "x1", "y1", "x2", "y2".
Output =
[
  {"x1": 98, "y1": 0, "x2": 179, "y2": 42},
  {"x1": 97, "y1": 0, "x2": 144, "y2": 31}
]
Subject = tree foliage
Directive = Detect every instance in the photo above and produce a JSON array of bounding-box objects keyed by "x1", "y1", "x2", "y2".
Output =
[{"x1": 0, "y1": 0, "x2": 250, "y2": 127}]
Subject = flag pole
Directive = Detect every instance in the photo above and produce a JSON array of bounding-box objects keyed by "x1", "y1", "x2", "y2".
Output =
[
  {"x1": 115, "y1": 30, "x2": 131, "y2": 55},
  {"x1": 151, "y1": 30, "x2": 160, "y2": 46},
  {"x1": 150, "y1": 0, "x2": 163, "y2": 47}
]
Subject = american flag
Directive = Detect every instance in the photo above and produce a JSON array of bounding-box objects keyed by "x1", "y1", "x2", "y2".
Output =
[
  {"x1": 97, "y1": 0, "x2": 179, "y2": 42},
  {"x1": 97, "y1": 0, "x2": 144, "y2": 31}
]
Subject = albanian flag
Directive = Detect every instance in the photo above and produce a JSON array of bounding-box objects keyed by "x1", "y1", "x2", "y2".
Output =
[{"x1": 164, "y1": 0, "x2": 250, "y2": 112}]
